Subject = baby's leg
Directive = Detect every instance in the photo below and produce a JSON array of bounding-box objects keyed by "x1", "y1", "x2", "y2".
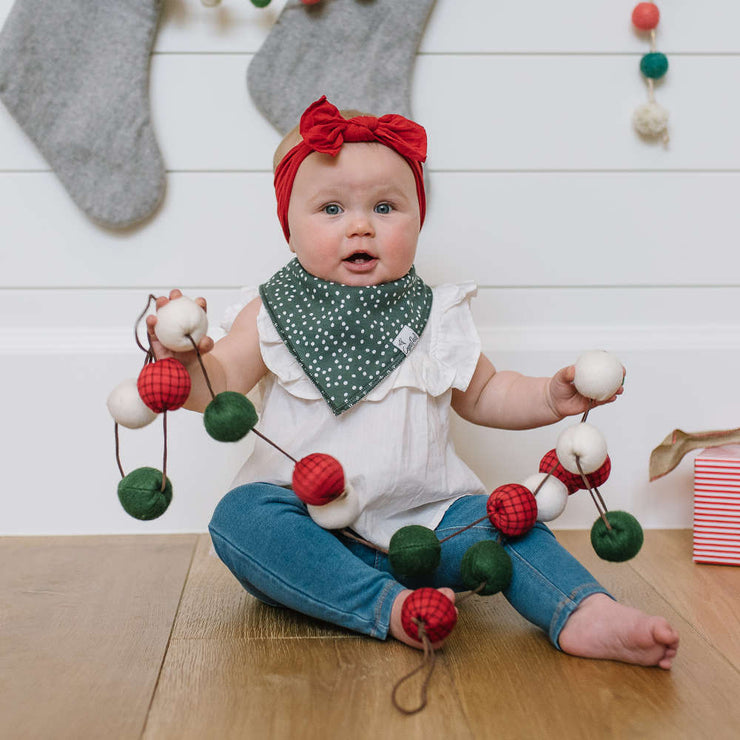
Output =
[
  {"x1": 430, "y1": 495, "x2": 679, "y2": 668},
  {"x1": 500, "y1": 520, "x2": 679, "y2": 668},
  {"x1": 209, "y1": 483, "x2": 405, "y2": 639}
]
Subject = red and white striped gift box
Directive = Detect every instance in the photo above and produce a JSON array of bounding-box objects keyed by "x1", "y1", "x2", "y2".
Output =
[{"x1": 694, "y1": 446, "x2": 740, "y2": 566}]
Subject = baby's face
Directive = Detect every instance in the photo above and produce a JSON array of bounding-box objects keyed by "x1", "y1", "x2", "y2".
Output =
[{"x1": 287, "y1": 142, "x2": 420, "y2": 286}]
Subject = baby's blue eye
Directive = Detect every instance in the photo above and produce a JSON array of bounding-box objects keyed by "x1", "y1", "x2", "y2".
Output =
[
  {"x1": 375, "y1": 203, "x2": 393, "y2": 214},
  {"x1": 324, "y1": 204, "x2": 342, "y2": 215}
]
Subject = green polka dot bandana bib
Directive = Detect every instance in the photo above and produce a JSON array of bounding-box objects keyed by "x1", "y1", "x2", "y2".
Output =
[{"x1": 259, "y1": 259, "x2": 433, "y2": 415}]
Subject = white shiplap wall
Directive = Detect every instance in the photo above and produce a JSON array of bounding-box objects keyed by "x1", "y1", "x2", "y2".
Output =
[{"x1": 2, "y1": 0, "x2": 739, "y2": 535}]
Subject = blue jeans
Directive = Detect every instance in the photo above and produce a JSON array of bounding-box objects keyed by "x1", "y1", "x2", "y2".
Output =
[{"x1": 209, "y1": 482, "x2": 611, "y2": 647}]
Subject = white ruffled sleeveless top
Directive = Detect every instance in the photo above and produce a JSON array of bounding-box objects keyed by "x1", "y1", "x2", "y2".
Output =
[{"x1": 222, "y1": 282, "x2": 488, "y2": 549}]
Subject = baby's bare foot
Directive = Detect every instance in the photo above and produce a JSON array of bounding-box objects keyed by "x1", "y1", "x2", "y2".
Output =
[
  {"x1": 559, "y1": 593, "x2": 679, "y2": 669},
  {"x1": 389, "y1": 588, "x2": 457, "y2": 650}
]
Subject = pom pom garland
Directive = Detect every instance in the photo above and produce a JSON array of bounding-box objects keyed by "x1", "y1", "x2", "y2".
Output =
[
  {"x1": 522, "y1": 473, "x2": 568, "y2": 523},
  {"x1": 487, "y1": 484, "x2": 538, "y2": 537},
  {"x1": 137, "y1": 358, "x2": 191, "y2": 413},
  {"x1": 292, "y1": 453, "x2": 345, "y2": 506},
  {"x1": 632, "y1": 3, "x2": 669, "y2": 142},
  {"x1": 118, "y1": 467, "x2": 172, "y2": 520},
  {"x1": 107, "y1": 378, "x2": 158, "y2": 429},
  {"x1": 153, "y1": 296, "x2": 208, "y2": 352},
  {"x1": 556, "y1": 422, "x2": 608, "y2": 475},
  {"x1": 460, "y1": 540, "x2": 512, "y2": 595},
  {"x1": 590, "y1": 510, "x2": 644, "y2": 562},
  {"x1": 400, "y1": 588, "x2": 457, "y2": 644},
  {"x1": 574, "y1": 350, "x2": 624, "y2": 402},
  {"x1": 204, "y1": 392, "x2": 258, "y2": 442},
  {"x1": 389, "y1": 525, "x2": 442, "y2": 578}
]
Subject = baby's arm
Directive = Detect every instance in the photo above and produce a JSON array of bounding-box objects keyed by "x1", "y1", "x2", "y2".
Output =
[
  {"x1": 147, "y1": 291, "x2": 267, "y2": 413},
  {"x1": 451, "y1": 354, "x2": 621, "y2": 430}
]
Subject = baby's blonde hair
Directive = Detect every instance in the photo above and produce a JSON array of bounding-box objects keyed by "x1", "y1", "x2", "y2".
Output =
[{"x1": 272, "y1": 108, "x2": 370, "y2": 171}]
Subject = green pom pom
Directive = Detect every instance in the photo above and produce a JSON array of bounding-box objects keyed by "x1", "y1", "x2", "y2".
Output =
[
  {"x1": 640, "y1": 52, "x2": 669, "y2": 79},
  {"x1": 118, "y1": 467, "x2": 172, "y2": 520},
  {"x1": 388, "y1": 525, "x2": 441, "y2": 577},
  {"x1": 251, "y1": 0, "x2": 272, "y2": 8},
  {"x1": 460, "y1": 540, "x2": 512, "y2": 595},
  {"x1": 590, "y1": 511, "x2": 644, "y2": 562},
  {"x1": 204, "y1": 392, "x2": 258, "y2": 442}
]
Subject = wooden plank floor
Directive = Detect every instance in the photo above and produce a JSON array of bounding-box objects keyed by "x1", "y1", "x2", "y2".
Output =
[{"x1": 2, "y1": 530, "x2": 739, "y2": 739}]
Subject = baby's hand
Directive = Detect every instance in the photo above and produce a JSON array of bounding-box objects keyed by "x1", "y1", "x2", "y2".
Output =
[
  {"x1": 546, "y1": 365, "x2": 624, "y2": 420},
  {"x1": 146, "y1": 289, "x2": 214, "y2": 362}
]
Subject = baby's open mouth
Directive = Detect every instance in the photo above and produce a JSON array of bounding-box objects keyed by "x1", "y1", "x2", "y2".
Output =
[{"x1": 344, "y1": 252, "x2": 375, "y2": 264}]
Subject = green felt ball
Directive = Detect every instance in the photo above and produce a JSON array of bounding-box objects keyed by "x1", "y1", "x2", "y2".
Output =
[
  {"x1": 460, "y1": 540, "x2": 513, "y2": 595},
  {"x1": 640, "y1": 52, "x2": 669, "y2": 79},
  {"x1": 388, "y1": 525, "x2": 441, "y2": 577},
  {"x1": 118, "y1": 467, "x2": 172, "y2": 521},
  {"x1": 251, "y1": 0, "x2": 272, "y2": 8},
  {"x1": 204, "y1": 392, "x2": 258, "y2": 442},
  {"x1": 590, "y1": 511, "x2": 644, "y2": 562}
]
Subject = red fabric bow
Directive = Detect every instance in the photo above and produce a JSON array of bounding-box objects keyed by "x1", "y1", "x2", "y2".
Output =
[{"x1": 274, "y1": 96, "x2": 427, "y2": 242}]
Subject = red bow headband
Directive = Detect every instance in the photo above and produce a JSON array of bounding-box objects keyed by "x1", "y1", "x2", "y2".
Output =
[{"x1": 274, "y1": 96, "x2": 428, "y2": 242}]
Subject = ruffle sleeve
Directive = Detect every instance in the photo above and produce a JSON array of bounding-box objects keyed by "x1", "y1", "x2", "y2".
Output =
[{"x1": 220, "y1": 286, "x2": 260, "y2": 333}]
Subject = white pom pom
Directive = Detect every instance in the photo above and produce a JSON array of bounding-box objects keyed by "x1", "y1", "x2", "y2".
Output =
[
  {"x1": 633, "y1": 102, "x2": 669, "y2": 137},
  {"x1": 522, "y1": 473, "x2": 569, "y2": 522},
  {"x1": 107, "y1": 378, "x2": 158, "y2": 429},
  {"x1": 154, "y1": 296, "x2": 208, "y2": 352},
  {"x1": 307, "y1": 484, "x2": 361, "y2": 530},
  {"x1": 574, "y1": 350, "x2": 624, "y2": 402},
  {"x1": 556, "y1": 423, "x2": 608, "y2": 475}
]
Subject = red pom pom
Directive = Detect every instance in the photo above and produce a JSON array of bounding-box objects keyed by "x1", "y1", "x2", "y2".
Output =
[
  {"x1": 292, "y1": 453, "x2": 345, "y2": 505},
  {"x1": 632, "y1": 3, "x2": 660, "y2": 31},
  {"x1": 401, "y1": 588, "x2": 457, "y2": 643},
  {"x1": 301, "y1": 0, "x2": 322, "y2": 5},
  {"x1": 540, "y1": 449, "x2": 582, "y2": 494},
  {"x1": 137, "y1": 358, "x2": 191, "y2": 413},
  {"x1": 487, "y1": 484, "x2": 538, "y2": 537}
]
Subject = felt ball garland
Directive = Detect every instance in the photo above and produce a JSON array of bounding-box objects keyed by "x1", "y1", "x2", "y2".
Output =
[{"x1": 632, "y1": 2, "x2": 669, "y2": 142}]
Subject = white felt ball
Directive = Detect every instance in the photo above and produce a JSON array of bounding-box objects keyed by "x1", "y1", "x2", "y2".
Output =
[
  {"x1": 556, "y1": 423, "x2": 608, "y2": 475},
  {"x1": 307, "y1": 484, "x2": 361, "y2": 530},
  {"x1": 154, "y1": 296, "x2": 209, "y2": 352},
  {"x1": 522, "y1": 473, "x2": 569, "y2": 522},
  {"x1": 107, "y1": 378, "x2": 158, "y2": 429},
  {"x1": 633, "y1": 102, "x2": 669, "y2": 137},
  {"x1": 574, "y1": 350, "x2": 624, "y2": 401}
]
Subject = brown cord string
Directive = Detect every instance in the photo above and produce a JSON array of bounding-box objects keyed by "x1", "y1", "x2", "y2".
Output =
[
  {"x1": 456, "y1": 582, "x2": 487, "y2": 605},
  {"x1": 339, "y1": 529, "x2": 389, "y2": 554},
  {"x1": 134, "y1": 294, "x2": 157, "y2": 363},
  {"x1": 575, "y1": 457, "x2": 611, "y2": 531},
  {"x1": 391, "y1": 621, "x2": 436, "y2": 715},
  {"x1": 438, "y1": 514, "x2": 489, "y2": 544},
  {"x1": 161, "y1": 411, "x2": 168, "y2": 492},
  {"x1": 114, "y1": 422, "x2": 125, "y2": 478}
]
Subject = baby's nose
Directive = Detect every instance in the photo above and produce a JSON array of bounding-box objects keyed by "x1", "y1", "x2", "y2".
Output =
[{"x1": 346, "y1": 211, "x2": 375, "y2": 237}]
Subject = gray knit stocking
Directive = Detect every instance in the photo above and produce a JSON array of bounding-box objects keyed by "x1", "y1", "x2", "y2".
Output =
[
  {"x1": 0, "y1": 0, "x2": 165, "y2": 229},
  {"x1": 247, "y1": 0, "x2": 437, "y2": 135}
]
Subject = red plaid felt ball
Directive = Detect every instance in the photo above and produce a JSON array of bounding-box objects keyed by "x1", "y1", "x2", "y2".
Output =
[
  {"x1": 401, "y1": 588, "x2": 457, "y2": 643},
  {"x1": 540, "y1": 449, "x2": 582, "y2": 494},
  {"x1": 487, "y1": 484, "x2": 538, "y2": 537},
  {"x1": 292, "y1": 453, "x2": 345, "y2": 506},
  {"x1": 583, "y1": 455, "x2": 612, "y2": 490},
  {"x1": 137, "y1": 358, "x2": 191, "y2": 413}
]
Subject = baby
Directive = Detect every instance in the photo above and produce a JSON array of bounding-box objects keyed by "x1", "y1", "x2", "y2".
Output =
[{"x1": 149, "y1": 96, "x2": 678, "y2": 667}]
